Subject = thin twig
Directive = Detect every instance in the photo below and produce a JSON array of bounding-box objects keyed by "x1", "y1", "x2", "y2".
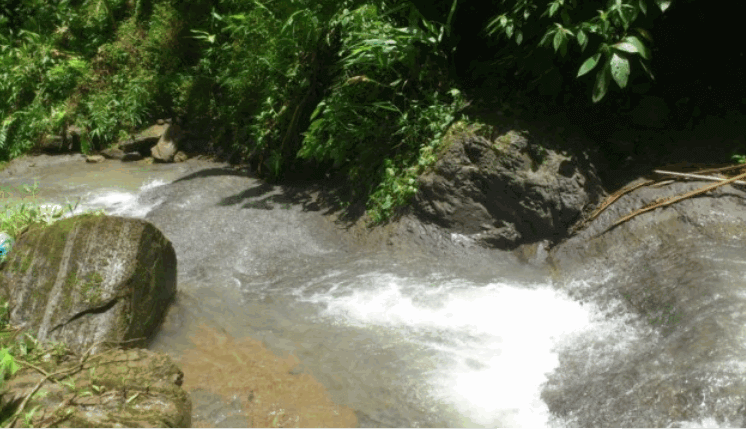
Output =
[
  {"x1": 687, "y1": 164, "x2": 746, "y2": 175},
  {"x1": 7, "y1": 339, "x2": 116, "y2": 428},
  {"x1": 654, "y1": 169, "x2": 746, "y2": 185},
  {"x1": 586, "y1": 179, "x2": 657, "y2": 224},
  {"x1": 6, "y1": 365, "x2": 77, "y2": 428},
  {"x1": 605, "y1": 169, "x2": 746, "y2": 232}
]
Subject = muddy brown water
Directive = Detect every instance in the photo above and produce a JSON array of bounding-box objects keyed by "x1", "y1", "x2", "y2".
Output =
[{"x1": 2, "y1": 153, "x2": 746, "y2": 427}]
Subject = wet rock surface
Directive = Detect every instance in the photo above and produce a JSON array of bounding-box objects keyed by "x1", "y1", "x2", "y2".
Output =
[
  {"x1": 545, "y1": 180, "x2": 746, "y2": 426},
  {"x1": 119, "y1": 123, "x2": 169, "y2": 154},
  {"x1": 413, "y1": 124, "x2": 605, "y2": 249},
  {"x1": 549, "y1": 179, "x2": 746, "y2": 269}
]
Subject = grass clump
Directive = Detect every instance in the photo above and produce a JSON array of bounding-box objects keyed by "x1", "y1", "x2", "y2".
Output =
[{"x1": 0, "y1": 180, "x2": 106, "y2": 263}]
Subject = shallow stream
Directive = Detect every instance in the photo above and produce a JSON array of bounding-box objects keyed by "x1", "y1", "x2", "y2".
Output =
[{"x1": 2, "y1": 154, "x2": 745, "y2": 427}]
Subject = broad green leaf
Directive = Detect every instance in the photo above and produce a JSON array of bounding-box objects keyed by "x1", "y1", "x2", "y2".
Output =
[
  {"x1": 619, "y1": 5, "x2": 637, "y2": 29},
  {"x1": 577, "y1": 53, "x2": 602, "y2": 77},
  {"x1": 577, "y1": 29, "x2": 587, "y2": 49},
  {"x1": 553, "y1": 31, "x2": 563, "y2": 52},
  {"x1": 610, "y1": 52, "x2": 630, "y2": 88},
  {"x1": 624, "y1": 35, "x2": 650, "y2": 59},
  {"x1": 0, "y1": 348, "x2": 19, "y2": 376},
  {"x1": 516, "y1": 30, "x2": 523, "y2": 45},
  {"x1": 612, "y1": 42, "x2": 638, "y2": 54},
  {"x1": 655, "y1": 0, "x2": 671, "y2": 12},
  {"x1": 540, "y1": 30, "x2": 554, "y2": 47},
  {"x1": 549, "y1": 2, "x2": 559, "y2": 18},
  {"x1": 592, "y1": 62, "x2": 611, "y2": 103},
  {"x1": 639, "y1": 0, "x2": 648, "y2": 14}
]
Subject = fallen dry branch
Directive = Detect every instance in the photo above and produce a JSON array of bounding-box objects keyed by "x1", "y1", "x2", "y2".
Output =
[
  {"x1": 584, "y1": 179, "x2": 657, "y2": 225},
  {"x1": 653, "y1": 169, "x2": 746, "y2": 185},
  {"x1": 686, "y1": 164, "x2": 746, "y2": 175},
  {"x1": 605, "y1": 169, "x2": 746, "y2": 232}
]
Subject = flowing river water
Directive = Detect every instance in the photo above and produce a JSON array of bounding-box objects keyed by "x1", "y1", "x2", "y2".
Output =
[{"x1": 2, "y1": 153, "x2": 745, "y2": 427}]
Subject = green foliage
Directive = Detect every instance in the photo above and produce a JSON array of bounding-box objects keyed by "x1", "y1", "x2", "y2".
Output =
[
  {"x1": 0, "y1": 0, "x2": 187, "y2": 158},
  {"x1": 0, "y1": 347, "x2": 20, "y2": 382},
  {"x1": 0, "y1": 0, "x2": 463, "y2": 223},
  {"x1": 299, "y1": 1, "x2": 463, "y2": 221},
  {"x1": 487, "y1": 0, "x2": 671, "y2": 102},
  {"x1": 190, "y1": 0, "x2": 330, "y2": 179}
]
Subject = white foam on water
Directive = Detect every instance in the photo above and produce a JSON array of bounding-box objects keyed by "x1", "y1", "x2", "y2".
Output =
[
  {"x1": 140, "y1": 178, "x2": 167, "y2": 192},
  {"x1": 298, "y1": 272, "x2": 593, "y2": 427},
  {"x1": 668, "y1": 417, "x2": 742, "y2": 428},
  {"x1": 68, "y1": 178, "x2": 168, "y2": 218}
]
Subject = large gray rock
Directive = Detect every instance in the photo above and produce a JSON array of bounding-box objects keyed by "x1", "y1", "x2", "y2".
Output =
[
  {"x1": 0, "y1": 348, "x2": 191, "y2": 427},
  {"x1": 38, "y1": 126, "x2": 83, "y2": 154},
  {"x1": 0, "y1": 214, "x2": 177, "y2": 355},
  {"x1": 549, "y1": 179, "x2": 746, "y2": 269},
  {"x1": 118, "y1": 123, "x2": 169, "y2": 154},
  {"x1": 545, "y1": 180, "x2": 746, "y2": 427},
  {"x1": 37, "y1": 135, "x2": 69, "y2": 154},
  {"x1": 413, "y1": 125, "x2": 605, "y2": 249},
  {"x1": 99, "y1": 147, "x2": 143, "y2": 162},
  {"x1": 99, "y1": 147, "x2": 125, "y2": 160},
  {"x1": 151, "y1": 123, "x2": 181, "y2": 162}
]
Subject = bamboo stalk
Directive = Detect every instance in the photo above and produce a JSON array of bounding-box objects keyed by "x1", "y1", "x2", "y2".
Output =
[{"x1": 653, "y1": 170, "x2": 746, "y2": 185}]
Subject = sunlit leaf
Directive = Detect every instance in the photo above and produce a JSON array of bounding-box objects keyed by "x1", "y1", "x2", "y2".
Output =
[
  {"x1": 639, "y1": 0, "x2": 648, "y2": 14},
  {"x1": 577, "y1": 53, "x2": 601, "y2": 77},
  {"x1": 549, "y1": 2, "x2": 560, "y2": 18},
  {"x1": 612, "y1": 42, "x2": 638, "y2": 54},
  {"x1": 553, "y1": 30, "x2": 563, "y2": 52},
  {"x1": 624, "y1": 35, "x2": 650, "y2": 59},
  {"x1": 516, "y1": 30, "x2": 523, "y2": 45},
  {"x1": 576, "y1": 29, "x2": 587, "y2": 49},
  {"x1": 655, "y1": 0, "x2": 671, "y2": 12},
  {"x1": 540, "y1": 30, "x2": 554, "y2": 46},
  {"x1": 610, "y1": 52, "x2": 630, "y2": 88}
]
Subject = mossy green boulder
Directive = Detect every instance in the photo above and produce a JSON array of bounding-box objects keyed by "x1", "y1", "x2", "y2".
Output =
[{"x1": 0, "y1": 214, "x2": 177, "y2": 354}]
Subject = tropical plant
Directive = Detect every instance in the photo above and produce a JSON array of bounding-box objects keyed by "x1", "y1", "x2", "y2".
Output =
[
  {"x1": 487, "y1": 0, "x2": 673, "y2": 102},
  {"x1": 299, "y1": 0, "x2": 465, "y2": 221}
]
